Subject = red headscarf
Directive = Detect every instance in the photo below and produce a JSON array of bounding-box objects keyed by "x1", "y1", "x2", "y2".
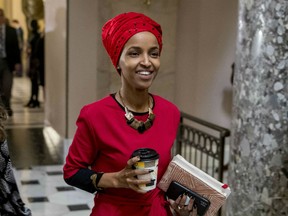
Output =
[{"x1": 102, "y1": 12, "x2": 163, "y2": 70}]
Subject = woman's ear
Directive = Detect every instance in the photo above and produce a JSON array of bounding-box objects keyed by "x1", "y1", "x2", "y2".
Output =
[{"x1": 117, "y1": 66, "x2": 121, "y2": 75}]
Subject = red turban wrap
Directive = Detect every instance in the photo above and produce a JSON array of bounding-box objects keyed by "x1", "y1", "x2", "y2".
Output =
[{"x1": 102, "y1": 12, "x2": 163, "y2": 70}]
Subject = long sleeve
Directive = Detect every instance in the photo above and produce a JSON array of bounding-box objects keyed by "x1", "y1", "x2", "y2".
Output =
[{"x1": 64, "y1": 168, "x2": 97, "y2": 193}]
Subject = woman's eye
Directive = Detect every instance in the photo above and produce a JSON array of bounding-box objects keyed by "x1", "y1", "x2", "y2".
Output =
[
  {"x1": 128, "y1": 51, "x2": 139, "y2": 57},
  {"x1": 150, "y1": 52, "x2": 160, "y2": 58}
]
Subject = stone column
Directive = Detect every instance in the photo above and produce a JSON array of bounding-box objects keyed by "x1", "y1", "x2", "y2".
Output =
[{"x1": 227, "y1": 0, "x2": 288, "y2": 215}]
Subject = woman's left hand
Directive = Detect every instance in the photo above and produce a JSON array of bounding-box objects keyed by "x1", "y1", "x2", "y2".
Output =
[{"x1": 168, "y1": 194, "x2": 197, "y2": 216}]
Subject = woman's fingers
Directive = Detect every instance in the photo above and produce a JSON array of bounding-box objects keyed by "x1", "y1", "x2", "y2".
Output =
[
  {"x1": 188, "y1": 198, "x2": 197, "y2": 216},
  {"x1": 169, "y1": 194, "x2": 197, "y2": 216},
  {"x1": 126, "y1": 178, "x2": 149, "y2": 194},
  {"x1": 186, "y1": 196, "x2": 194, "y2": 210},
  {"x1": 115, "y1": 156, "x2": 154, "y2": 193},
  {"x1": 176, "y1": 194, "x2": 188, "y2": 209},
  {"x1": 127, "y1": 156, "x2": 140, "y2": 167},
  {"x1": 168, "y1": 195, "x2": 184, "y2": 211}
]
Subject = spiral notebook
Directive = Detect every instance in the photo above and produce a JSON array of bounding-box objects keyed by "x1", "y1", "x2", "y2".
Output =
[{"x1": 157, "y1": 154, "x2": 231, "y2": 216}]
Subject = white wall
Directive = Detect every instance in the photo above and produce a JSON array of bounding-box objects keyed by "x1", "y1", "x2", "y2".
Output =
[
  {"x1": 67, "y1": 0, "x2": 100, "y2": 138},
  {"x1": 45, "y1": 0, "x2": 67, "y2": 137},
  {"x1": 175, "y1": 0, "x2": 201, "y2": 115},
  {"x1": 176, "y1": 0, "x2": 238, "y2": 129},
  {"x1": 197, "y1": 0, "x2": 237, "y2": 128}
]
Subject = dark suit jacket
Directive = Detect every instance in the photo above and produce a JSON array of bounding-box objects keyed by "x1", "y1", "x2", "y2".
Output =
[{"x1": 5, "y1": 25, "x2": 21, "y2": 72}]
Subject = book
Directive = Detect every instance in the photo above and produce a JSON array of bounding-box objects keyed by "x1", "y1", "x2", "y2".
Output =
[{"x1": 157, "y1": 154, "x2": 231, "y2": 216}]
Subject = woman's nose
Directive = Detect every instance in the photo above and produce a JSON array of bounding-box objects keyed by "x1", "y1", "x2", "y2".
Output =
[{"x1": 140, "y1": 54, "x2": 151, "y2": 67}]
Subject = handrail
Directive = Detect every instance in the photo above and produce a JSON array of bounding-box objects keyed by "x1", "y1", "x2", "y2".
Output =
[
  {"x1": 180, "y1": 112, "x2": 230, "y2": 137},
  {"x1": 174, "y1": 112, "x2": 231, "y2": 182}
]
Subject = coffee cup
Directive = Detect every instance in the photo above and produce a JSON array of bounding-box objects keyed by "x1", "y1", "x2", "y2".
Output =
[{"x1": 131, "y1": 148, "x2": 159, "y2": 191}]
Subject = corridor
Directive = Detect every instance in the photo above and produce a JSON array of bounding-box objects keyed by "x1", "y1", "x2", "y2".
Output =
[{"x1": 6, "y1": 76, "x2": 94, "y2": 216}]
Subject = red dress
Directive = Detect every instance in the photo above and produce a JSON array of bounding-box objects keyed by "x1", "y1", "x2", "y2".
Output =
[{"x1": 63, "y1": 94, "x2": 180, "y2": 216}]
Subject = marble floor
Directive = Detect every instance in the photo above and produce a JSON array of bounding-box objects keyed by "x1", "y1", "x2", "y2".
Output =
[{"x1": 7, "y1": 76, "x2": 94, "y2": 216}]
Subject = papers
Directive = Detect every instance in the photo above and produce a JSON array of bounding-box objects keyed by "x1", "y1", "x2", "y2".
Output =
[{"x1": 158, "y1": 154, "x2": 231, "y2": 216}]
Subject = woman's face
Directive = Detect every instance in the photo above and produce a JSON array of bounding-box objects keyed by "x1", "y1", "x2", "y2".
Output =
[{"x1": 118, "y1": 31, "x2": 160, "y2": 91}]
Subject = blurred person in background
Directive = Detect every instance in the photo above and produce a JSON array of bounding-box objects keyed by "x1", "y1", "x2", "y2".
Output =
[
  {"x1": 25, "y1": 19, "x2": 41, "y2": 108},
  {"x1": 0, "y1": 8, "x2": 21, "y2": 116},
  {"x1": 12, "y1": 19, "x2": 24, "y2": 77}
]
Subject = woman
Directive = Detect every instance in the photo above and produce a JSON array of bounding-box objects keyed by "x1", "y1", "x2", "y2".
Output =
[
  {"x1": 0, "y1": 105, "x2": 32, "y2": 215},
  {"x1": 25, "y1": 19, "x2": 41, "y2": 108},
  {"x1": 63, "y1": 12, "x2": 196, "y2": 216}
]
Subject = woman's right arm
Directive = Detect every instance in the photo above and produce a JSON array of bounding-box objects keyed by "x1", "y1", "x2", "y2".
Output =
[
  {"x1": 65, "y1": 156, "x2": 153, "y2": 194},
  {"x1": 64, "y1": 168, "x2": 98, "y2": 193},
  {"x1": 63, "y1": 106, "x2": 100, "y2": 193}
]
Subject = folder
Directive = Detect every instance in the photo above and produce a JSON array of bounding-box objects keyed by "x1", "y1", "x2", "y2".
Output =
[{"x1": 158, "y1": 154, "x2": 231, "y2": 216}]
